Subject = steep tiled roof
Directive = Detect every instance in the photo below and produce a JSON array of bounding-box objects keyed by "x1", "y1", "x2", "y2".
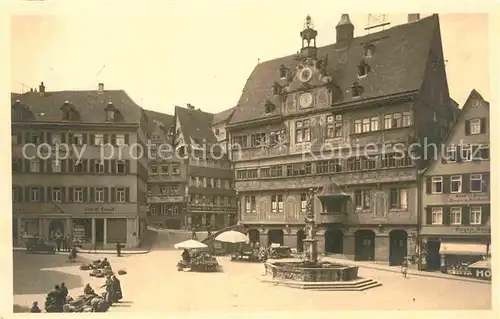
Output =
[
  {"x1": 175, "y1": 106, "x2": 217, "y2": 144},
  {"x1": 212, "y1": 107, "x2": 236, "y2": 125},
  {"x1": 230, "y1": 14, "x2": 439, "y2": 125},
  {"x1": 145, "y1": 109, "x2": 175, "y2": 133},
  {"x1": 11, "y1": 90, "x2": 143, "y2": 123}
]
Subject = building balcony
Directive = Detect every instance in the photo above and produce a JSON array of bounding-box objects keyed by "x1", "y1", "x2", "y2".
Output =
[{"x1": 147, "y1": 196, "x2": 185, "y2": 204}]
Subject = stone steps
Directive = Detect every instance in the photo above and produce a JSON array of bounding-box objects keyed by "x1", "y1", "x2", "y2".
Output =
[{"x1": 259, "y1": 276, "x2": 382, "y2": 291}]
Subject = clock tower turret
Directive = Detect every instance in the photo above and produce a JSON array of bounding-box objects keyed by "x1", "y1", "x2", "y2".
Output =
[{"x1": 300, "y1": 15, "x2": 318, "y2": 59}]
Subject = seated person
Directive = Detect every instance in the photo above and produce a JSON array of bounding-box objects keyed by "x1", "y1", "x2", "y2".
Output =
[
  {"x1": 30, "y1": 301, "x2": 41, "y2": 313},
  {"x1": 84, "y1": 283, "x2": 96, "y2": 296},
  {"x1": 182, "y1": 249, "x2": 191, "y2": 263}
]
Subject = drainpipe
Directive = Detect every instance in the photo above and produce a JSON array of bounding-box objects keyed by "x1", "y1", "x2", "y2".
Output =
[{"x1": 416, "y1": 169, "x2": 423, "y2": 271}]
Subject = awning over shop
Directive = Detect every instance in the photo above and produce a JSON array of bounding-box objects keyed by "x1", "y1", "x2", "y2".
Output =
[
  {"x1": 468, "y1": 258, "x2": 491, "y2": 269},
  {"x1": 439, "y1": 242, "x2": 488, "y2": 256}
]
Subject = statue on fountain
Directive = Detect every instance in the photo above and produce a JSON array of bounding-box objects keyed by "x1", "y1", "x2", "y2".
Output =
[{"x1": 302, "y1": 187, "x2": 320, "y2": 264}]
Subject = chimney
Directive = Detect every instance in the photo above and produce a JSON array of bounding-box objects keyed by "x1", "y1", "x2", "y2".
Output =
[
  {"x1": 408, "y1": 14, "x2": 420, "y2": 23},
  {"x1": 335, "y1": 14, "x2": 354, "y2": 48},
  {"x1": 39, "y1": 82, "x2": 45, "y2": 94},
  {"x1": 98, "y1": 82, "x2": 104, "y2": 92},
  {"x1": 187, "y1": 103, "x2": 195, "y2": 110}
]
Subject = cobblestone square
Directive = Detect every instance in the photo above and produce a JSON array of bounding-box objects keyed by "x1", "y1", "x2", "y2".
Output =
[{"x1": 13, "y1": 250, "x2": 491, "y2": 312}]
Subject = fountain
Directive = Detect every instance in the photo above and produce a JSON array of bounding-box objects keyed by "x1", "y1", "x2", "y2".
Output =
[{"x1": 260, "y1": 185, "x2": 381, "y2": 291}]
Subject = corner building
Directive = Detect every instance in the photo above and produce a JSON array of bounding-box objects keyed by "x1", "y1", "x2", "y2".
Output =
[
  {"x1": 11, "y1": 82, "x2": 150, "y2": 249},
  {"x1": 420, "y1": 90, "x2": 490, "y2": 275},
  {"x1": 229, "y1": 14, "x2": 457, "y2": 264}
]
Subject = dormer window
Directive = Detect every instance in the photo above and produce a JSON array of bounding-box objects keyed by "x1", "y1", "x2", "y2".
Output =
[
  {"x1": 265, "y1": 101, "x2": 276, "y2": 114},
  {"x1": 364, "y1": 44, "x2": 375, "y2": 58},
  {"x1": 279, "y1": 64, "x2": 288, "y2": 79},
  {"x1": 105, "y1": 102, "x2": 116, "y2": 121},
  {"x1": 351, "y1": 81, "x2": 364, "y2": 98},
  {"x1": 357, "y1": 60, "x2": 371, "y2": 78}
]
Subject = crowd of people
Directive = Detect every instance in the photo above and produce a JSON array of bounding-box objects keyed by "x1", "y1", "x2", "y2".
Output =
[{"x1": 31, "y1": 259, "x2": 124, "y2": 313}]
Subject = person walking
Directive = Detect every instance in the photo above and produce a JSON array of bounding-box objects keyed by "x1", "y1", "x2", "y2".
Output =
[
  {"x1": 401, "y1": 256, "x2": 409, "y2": 278},
  {"x1": 116, "y1": 242, "x2": 122, "y2": 257},
  {"x1": 55, "y1": 233, "x2": 62, "y2": 252}
]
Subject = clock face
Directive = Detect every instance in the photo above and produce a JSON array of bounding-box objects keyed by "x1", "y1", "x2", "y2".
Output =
[
  {"x1": 299, "y1": 92, "x2": 313, "y2": 108},
  {"x1": 299, "y1": 67, "x2": 313, "y2": 82}
]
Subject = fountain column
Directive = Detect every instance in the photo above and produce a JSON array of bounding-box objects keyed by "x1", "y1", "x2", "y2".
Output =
[{"x1": 302, "y1": 187, "x2": 320, "y2": 264}]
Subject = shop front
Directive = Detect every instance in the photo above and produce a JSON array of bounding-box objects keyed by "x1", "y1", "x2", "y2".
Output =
[
  {"x1": 419, "y1": 225, "x2": 490, "y2": 280},
  {"x1": 188, "y1": 205, "x2": 237, "y2": 231}
]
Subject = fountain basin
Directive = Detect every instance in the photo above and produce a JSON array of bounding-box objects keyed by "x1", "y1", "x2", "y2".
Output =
[
  {"x1": 264, "y1": 261, "x2": 358, "y2": 282},
  {"x1": 260, "y1": 261, "x2": 382, "y2": 291}
]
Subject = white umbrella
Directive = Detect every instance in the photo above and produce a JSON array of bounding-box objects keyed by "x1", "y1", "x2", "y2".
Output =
[
  {"x1": 174, "y1": 239, "x2": 207, "y2": 250},
  {"x1": 215, "y1": 230, "x2": 249, "y2": 243}
]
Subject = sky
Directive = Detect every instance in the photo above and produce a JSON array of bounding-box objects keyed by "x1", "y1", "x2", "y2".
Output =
[{"x1": 10, "y1": 7, "x2": 489, "y2": 116}]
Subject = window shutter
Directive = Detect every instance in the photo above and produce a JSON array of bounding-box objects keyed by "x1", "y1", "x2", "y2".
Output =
[
  {"x1": 61, "y1": 133, "x2": 66, "y2": 143},
  {"x1": 40, "y1": 160, "x2": 45, "y2": 173},
  {"x1": 104, "y1": 134, "x2": 109, "y2": 144},
  {"x1": 82, "y1": 187, "x2": 87, "y2": 202},
  {"x1": 25, "y1": 186, "x2": 31, "y2": 202},
  {"x1": 426, "y1": 207, "x2": 432, "y2": 225},
  {"x1": 125, "y1": 188, "x2": 130, "y2": 203},
  {"x1": 83, "y1": 159, "x2": 89, "y2": 173},
  {"x1": 104, "y1": 187, "x2": 109, "y2": 202},
  {"x1": 456, "y1": 146, "x2": 462, "y2": 163},
  {"x1": 465, "y1": 120, "x2": 470, "y2": 135},
  {"x1": 24, "y1": 159, "x2": 29, "y2": 173},
  {"x1": 483, "y1": 173, "x2": 490, "y2": 192},
  {"x1": 111, "y1": 160, "x2": 117, "y2": 174},
  {"x1": 125, "y1": 160, "x2": 130, "y2": 174},
  {"x1": 68, "y1": 133, "x2": 73, "y2": 144},
  {"x1": 89, "y1": 159, "x2": 95, "y2": 173},
  {"x1": 442, "y1": 175, "x2": 450, "y2": 194},
  {"x1": 90, "y1": 134, "x2": 95, "y2": 145},
  {"x1": 47, "y1": 159, "x2": 53, "y2": 173},
  {"x1": 462, "y1": 205, "x2": 470, "y2": 225},
  {"x1": 90, "y1": 187, "x2": 95, "y2": 202},
  {"x1": 104, "y1": 160, "x2": 110, "y2": 173},
  {"x1": 480, "y1": 117, "x2": 487, "y2": 134},
  {"x1": 18, "y1": 186, "x2": 23, "y2": 202},
  {"x1": 68, "y1": 159, "x2": 74, "y2": 172},
  {"x1": 39, "y1": 132, "x2": 45, "y2": 143},
  {"x1": 46, "y1": 132, "x2": 52, "y2": 144},
  {"x1": 24, "y1": 132, "x2": 30, "y2": 144},
  {"x1": 61, "y1": 160, "x2": 67, "y2": 173},
  {"x1": 47, "y1": 187, "x2": 52, "y2": 202},
  {"x1": 69, "y1": 187, "x2": 74, "y2": 202},
  {"x1": 111, "y1": 187, "x2": 116, "y2": 202},
  {"x1": 425, "y1": 177, "x2": 432, "y2": 194},
  {"x1": 462, "y1": 174, "x2": 470, "y2": 193},
  {"x1": 17, "y1": 132, "x2": 23, "y2": 144},
  {"x1": 481, "y1": 205, "x2": 490, "y2": 225},
  {"x1": 61, "y1": 187, "x2": 67, "y2": 202},
  {"x1": 82, "y1": 133, "x2": 88, "y2": 145},
  {"x1": 443, "y1": 206, "x2": 450, "y2": 225},
  {"x1": 124, "y1": 134, "x2": 130, "y2": 145},
  {"x1": 111, "y1": 134, "x2": 117, "y2": 145},
  {"x1": 39, "y1": 187, "x2": 45, "y2": 202}
]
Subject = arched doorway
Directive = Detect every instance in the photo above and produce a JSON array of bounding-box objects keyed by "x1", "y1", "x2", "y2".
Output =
[
  {"x1": 389, "y1": 230, "x2": 408, "y2": 266},
  {"x1": 48, "y1": 219, "x2": 65, "y2": 240},
  {"x1": 354, "y1": 230, "x2": 375, "y2": 261},
  {"x1": 248, "y1": 229, "x2": 260, "y2": 244},
  {"x1": 296, "y1": 229, "x2": 306, "y2": 252},
  {"x1": 325, "y1": 229, "x2": 343, "y2": 254},
  {"x1": 267, "y1": 229, "x2": 284, "y2": 246}
]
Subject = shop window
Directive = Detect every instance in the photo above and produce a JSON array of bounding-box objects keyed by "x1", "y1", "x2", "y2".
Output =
[
  {"x1": 73, "y1": 188, "x2": 84, "y2": 203},
  {"x1": 470, "y1": 174, "x2": 483, "y2": 192},
  {"x1": 450, "y1": 207, "x2": 462, "y2": 225},
  {"x1": 73, "y1": 219, "x2": 92, "y2": 244},
  {"x1": 116, "y1": 188, "x2": 126, "y2": 203},
  {"x1": 117, "y1": 160, "x2": 126, "y2": 174},
  {"x1": 431, "y1": 177, "x2": 443, "y2": 194},
  {"x1": 106, "y1": 218, "x2": 127, "y2": 243},
  {"x1": 450, "y1": 175, "x2": 462, "y2": 193},
  {"x1": 431, "y1": 207, "x2": 443, "y2": 225},
  {"x1": 470, "y1": 206, "x2": 482, "y2": 225},
  {"x1": 390, "y1": 188, "x2": 407, "y2": 209},
  {"x1": 95, "y1": 188, "x2": 105, "y2": 202},
  {"x1": 52, "y1": 187, "x2": 62, "y2": 202}
]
